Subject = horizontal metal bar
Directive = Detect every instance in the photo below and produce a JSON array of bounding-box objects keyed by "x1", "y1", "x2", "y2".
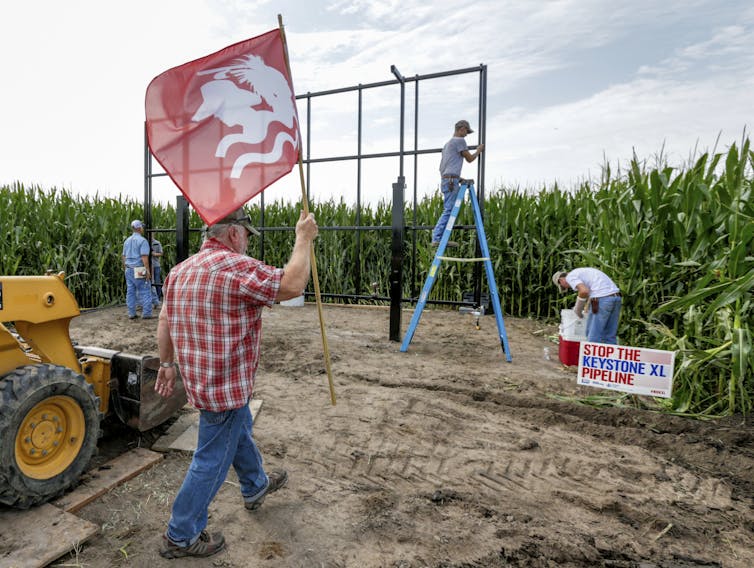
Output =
[
  {"x1": 302, "y1": 145, "x2": 479, "y2": 165},
  {"x1": 296, "y1": 65, "x2": 484, "y2": 99},
  {"x1": 303, "y1": 147, "x2": 442, "y2": 164},
  {"x1": 257, "y1": 224, "x2": 477, "y2": 232},
  {"x1": 303, "y1": 292, "x2": 477, "y2": 308}
]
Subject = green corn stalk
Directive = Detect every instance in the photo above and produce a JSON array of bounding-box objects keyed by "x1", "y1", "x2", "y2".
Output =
[{"x1": 2, "y1": 135, "x2": 752, "y2": 415}]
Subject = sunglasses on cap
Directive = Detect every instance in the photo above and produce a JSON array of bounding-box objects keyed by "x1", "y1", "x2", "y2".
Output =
[{"x1": 216, "y1": 214, "x2": 260, "y2": 236}]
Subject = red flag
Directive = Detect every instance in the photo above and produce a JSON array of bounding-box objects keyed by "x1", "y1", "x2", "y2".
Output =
[{"x1": 145, "y1": 29, "x2": 300, "y2": 225}]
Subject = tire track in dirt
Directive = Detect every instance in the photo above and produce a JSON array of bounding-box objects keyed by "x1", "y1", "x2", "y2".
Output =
[
  {"x1": 261, "y1": 370, "x2": 747, "y2": 566},
  {"x1": 64, "y1": 305, "x2": 753, "y2": 567}
]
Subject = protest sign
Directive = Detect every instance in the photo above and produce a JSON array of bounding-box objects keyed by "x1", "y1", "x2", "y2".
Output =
[{"x1": 577, "y1": 343, "x2": 675, "y2": 398}]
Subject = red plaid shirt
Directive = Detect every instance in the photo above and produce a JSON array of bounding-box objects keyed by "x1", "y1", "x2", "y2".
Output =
[{"x1": 163, "y1": 238, "x2": 282, "y2": 411}]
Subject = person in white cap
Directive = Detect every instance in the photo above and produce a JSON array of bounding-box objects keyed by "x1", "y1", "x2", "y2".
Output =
[
  {"x1": 121, "y1": 220, "x2": 153, "y2": 319},
  {"x1": 553, "y1": 267, "x2": 622, "y2": 344},
  {"x1": 431, "y1": 119, "x2": 484, "y2": 248}
]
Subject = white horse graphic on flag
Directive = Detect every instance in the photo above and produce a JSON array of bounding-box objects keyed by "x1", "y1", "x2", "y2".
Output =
[{"x1": 193, "y1": 54, "x2": 299, "y2": 178}]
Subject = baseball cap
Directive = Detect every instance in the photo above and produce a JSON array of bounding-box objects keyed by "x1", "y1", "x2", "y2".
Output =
[
  {"x1": 212, "y1": 208, "x2": 260, "y2": 236},
  {"x1": 552, "y1": 271, "x2": 568, "y2": 292},
  {"x1": 131, "y1": 220, "x2": 143, "y2": 230},
  {"x1": 455, "y1": 119, "x2": 474, "y2": 133}
]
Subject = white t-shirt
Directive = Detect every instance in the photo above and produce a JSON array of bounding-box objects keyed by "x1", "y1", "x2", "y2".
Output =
[{"x1": 565, "y1": 268, "x2": 619, "y2": 298}]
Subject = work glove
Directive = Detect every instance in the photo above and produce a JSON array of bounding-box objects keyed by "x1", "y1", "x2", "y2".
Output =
[{"x1": 573, "y1": 296, "x2": 587, "y2": 319}]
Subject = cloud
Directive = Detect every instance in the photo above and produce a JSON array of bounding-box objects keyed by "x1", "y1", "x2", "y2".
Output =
[
  {"x1": 0, "y1": 0, "x2": 751, "y2": 208},
  {"x1": 640, "y1": 23, "x2": 754, "y2": 77},
  {"x1": 494, "y1": 70, "x2": 753, "y2": 189}
]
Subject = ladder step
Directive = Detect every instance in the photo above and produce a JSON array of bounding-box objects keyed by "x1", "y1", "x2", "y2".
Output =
[{"x1": 437, "y1": 256, "x2": 490, "y2": 262}]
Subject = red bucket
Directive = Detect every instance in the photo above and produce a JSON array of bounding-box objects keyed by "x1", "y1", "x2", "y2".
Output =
[{"x1": 558, "y1": 335, "x2": 581, "y2": 366}]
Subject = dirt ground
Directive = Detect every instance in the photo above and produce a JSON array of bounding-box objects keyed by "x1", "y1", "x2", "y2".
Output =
[{"x1": 53, "y1": 303, "x2": 753, "y2": 567}]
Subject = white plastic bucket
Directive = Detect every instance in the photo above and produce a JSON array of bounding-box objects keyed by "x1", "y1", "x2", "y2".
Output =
[
  {"x1": 280, "y1": 295, "x2": 305, "y2": 307},
  {"x1": 560, "y1": 309, "x2": 586, "y2": 340}
]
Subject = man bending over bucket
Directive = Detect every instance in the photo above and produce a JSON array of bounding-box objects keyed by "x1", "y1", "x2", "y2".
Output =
[
  {"x1": 552, "y1": 267, "x2": 622, "y2": 345},
  {"x1": 154, "y1": 207, "x2": 318, "y2": 559}
]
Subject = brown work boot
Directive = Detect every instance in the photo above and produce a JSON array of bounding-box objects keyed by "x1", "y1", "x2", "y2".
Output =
[
  {"x1": 160, "y1": 530, "x2": 226, "y2": 559},
  {"x1": 245, "y1": 469, "x2": 288, "y2": 511}
]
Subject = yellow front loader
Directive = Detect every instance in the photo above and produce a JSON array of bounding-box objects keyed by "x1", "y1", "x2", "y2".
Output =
[{"x1": 0, "y1": 272, "x2": 186, "y2": 509}]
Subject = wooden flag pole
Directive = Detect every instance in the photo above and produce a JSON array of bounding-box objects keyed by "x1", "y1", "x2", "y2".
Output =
[{"x1": 278, "y1": 14, "x2": 337, "y2": 406}]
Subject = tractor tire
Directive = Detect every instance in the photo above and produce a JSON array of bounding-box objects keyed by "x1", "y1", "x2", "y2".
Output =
[{"x1": 0, "y1": 364, "x2": 101, "y2": 509}]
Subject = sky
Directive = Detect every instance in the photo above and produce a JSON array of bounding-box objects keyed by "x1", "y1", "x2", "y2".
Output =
[{"x1": 1, "y1": 0, "x2": 752, "y2": 208}]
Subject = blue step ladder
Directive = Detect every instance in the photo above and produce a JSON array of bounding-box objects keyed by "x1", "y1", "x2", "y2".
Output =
[{"x1": 400, "y1": 179, "x2": 512, "y2": 362}]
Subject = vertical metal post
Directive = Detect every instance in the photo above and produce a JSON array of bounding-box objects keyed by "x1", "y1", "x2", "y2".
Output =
[
  {"x1": 259, "y1": 185, "x2": 266, "y2": 260},
  {"x1": 306, "y1": 95, "x2": 312, "y2": 203},
  {"x1": 143, "y1": 122, "x2": 154, "y2": 270},
  {"x1": 355, "y1": 86, "x2": 363, "y2": 300},
  {"x1": 472, "y1": 65, "x2": 487, "y2": 311},
  {"x1": 143, "y1": 123, "x2": 150, "y2": 226},
  {"x1": 390, "y1": 177, "x2": 405, "y2": 341},
  {"x1": 389, "y1": 65, "x2": 406, "y2": 341},
  {"x1": 411, "y1": 76, "x2": 420, "y2": 301},
  {"x1": 479, "y1": 65, "x2": 487, "y2": 204},
  {"x1": 176, "y1": 195, "x2": 190, "y2": 263}
]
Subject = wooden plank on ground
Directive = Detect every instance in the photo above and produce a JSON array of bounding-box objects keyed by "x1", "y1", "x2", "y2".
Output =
[
  {"x1": 150, "y1": 405, "x2": 201, "y2": 452},
  {"x1": 0, "y1": 503, "x2": 98, "y2": 568},
  {"x1": 250, "y1": 398, "x2": 263, "y2": 420},
  {"x1": 51, "y1": 447, "x2": 164, "y2": 513},
  {"x1": 153, "y1": 399, "x2": 262, "y2": 453}
]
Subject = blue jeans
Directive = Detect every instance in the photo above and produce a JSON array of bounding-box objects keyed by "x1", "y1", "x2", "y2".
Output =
[
  {"x1": 585, "y1": 295, "x2": 622, "y2": 344},
  {"x1": 431, "y1": 178, "x2": 460, "y2": 243},
  {"x1": 151, "y1": 265, "x2": 162, "y2": 305},
  {"x1": 125, "y1": 267, "x2": 152, "y2": 317},
  {"x1": 166, "y1": 404, "x2": 268, "y2": 546}
]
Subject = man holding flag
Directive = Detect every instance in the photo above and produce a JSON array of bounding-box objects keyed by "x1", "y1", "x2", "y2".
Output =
[
  {"x1": 147, "y1": 23, "x2": 323, "y2": 559},
  {"x1": 154, "y1": 207, "x2": 318, "y2": 558}
]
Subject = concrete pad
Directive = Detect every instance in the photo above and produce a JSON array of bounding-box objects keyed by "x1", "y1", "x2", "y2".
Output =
[{"x1": 152, "y1": 399, "x2": 262, "y2": 453}]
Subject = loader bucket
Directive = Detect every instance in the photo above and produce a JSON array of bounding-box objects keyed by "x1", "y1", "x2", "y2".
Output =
[
  {"x1": 75, "y1": 346, "x2": 187, "y2": 431},
  {"x1": 109, "y1": 352, "x2": 188, "y2": 431}
]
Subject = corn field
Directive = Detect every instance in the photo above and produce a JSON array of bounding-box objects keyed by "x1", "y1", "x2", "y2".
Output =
[{"x1": 1, "y1": 139, "x2": 752, "y2": 416}]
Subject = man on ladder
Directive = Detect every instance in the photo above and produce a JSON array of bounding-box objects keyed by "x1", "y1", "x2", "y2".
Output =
[
  {"x1": 402, "y1": 118, "x2": 509, "y2": 360},
  {"x1": 431, "y1": 119, "x2": 484, "y2": 248}
]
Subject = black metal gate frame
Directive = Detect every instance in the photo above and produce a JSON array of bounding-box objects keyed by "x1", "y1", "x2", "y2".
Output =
[{"x1": 144, "y1": 64, "x2": 487, "y2": 342}]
